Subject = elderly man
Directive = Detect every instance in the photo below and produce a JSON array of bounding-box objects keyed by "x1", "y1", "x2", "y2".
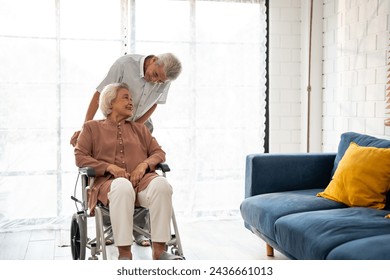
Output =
[
  {"x1": 70, "y1": 52, "x2": 182, "y2": 144},
  {"x1": 74, "y1": 82, "x2": 182, "y2": 260}
]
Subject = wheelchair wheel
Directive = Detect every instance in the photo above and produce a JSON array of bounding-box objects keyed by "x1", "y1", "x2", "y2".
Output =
[{"x1": 70, "y1": 213, "x2": 87, "y2": 260}]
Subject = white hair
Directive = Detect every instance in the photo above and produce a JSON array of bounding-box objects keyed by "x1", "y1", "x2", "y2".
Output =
[
  {"x1": 156, "y1": 53, "x2": 182, "y2": 81},
  {"x1": 99, "y1": 82, "x2": 130, "y2": 117}
]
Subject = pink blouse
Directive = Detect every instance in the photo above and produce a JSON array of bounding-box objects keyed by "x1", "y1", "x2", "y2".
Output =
[{"x1": 74, "y1": 119, "x2": 166, "y2": 213}]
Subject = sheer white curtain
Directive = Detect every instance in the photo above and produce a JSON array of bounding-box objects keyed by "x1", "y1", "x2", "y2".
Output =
[
  {"x1": 0, "y1": 0, "x2": 125, "y2": 230},
  {"x1": 0, "y1": 0, "x2": 267, "y2": 231},
  {"x1": 133, "y1": 0, "x2": 267, "y2": 217}
]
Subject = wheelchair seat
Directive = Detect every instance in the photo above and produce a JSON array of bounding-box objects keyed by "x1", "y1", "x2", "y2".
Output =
[{"x1": 70, "y1": 163, "x2": 184, "y2": 260}]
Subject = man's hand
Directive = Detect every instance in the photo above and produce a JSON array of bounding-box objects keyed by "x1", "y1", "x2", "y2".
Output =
[
  {"x1": 106, "y1": 164, "x2": 130, "y2": 179},
  {"x1": 130, "y1": 162, "x2": 148, "y2": 186},
  {"x1": 70, "y1": 130, "x2": 81, "y2": 147}
]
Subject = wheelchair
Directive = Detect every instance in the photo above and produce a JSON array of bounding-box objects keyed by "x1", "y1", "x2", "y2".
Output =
[{"x1": 70, "y1": 163, "x2": 184, "y2": 260}]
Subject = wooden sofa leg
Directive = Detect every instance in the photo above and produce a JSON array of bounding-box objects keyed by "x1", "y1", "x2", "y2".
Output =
[{"x1": 266, "y1": 243, "x2": 274, "y2": 257}]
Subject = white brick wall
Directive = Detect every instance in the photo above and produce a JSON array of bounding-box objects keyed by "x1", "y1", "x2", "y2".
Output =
[
  {"x1": 269, "y1": 0, "x2": 390, "y2": 153},
  {"x1": 269, "y1": 0, "x2": 302, "y2": 153},
  {"x1": 322, "y1": 0, "x2": 390, "y2": 151}
]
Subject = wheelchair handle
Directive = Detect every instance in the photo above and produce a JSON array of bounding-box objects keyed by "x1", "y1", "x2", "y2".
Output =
[{"x1": 71, "y1": 195, "x2": 81, "y2": 203}]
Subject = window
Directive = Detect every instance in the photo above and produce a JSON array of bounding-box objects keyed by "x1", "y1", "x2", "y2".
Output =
[
  {"x1": 0, "y1": 0, "x2": 267, "y2": 229},
  {"x1": 133, "y1": 0, "x2": 267, "y2": 216},
  {"x1": 0, "y1": 0, "x2": 125, "y2": 228}
]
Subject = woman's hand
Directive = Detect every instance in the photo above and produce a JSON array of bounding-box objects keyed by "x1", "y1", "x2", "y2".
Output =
[
  {"x1": 129, "y1": 162, "x2": 148, "y2": 186},
  {"x1": 106, "y1": 164, "x2": 130, "y2": 179}
]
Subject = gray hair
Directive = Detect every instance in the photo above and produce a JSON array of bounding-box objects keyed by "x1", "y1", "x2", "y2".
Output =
[
  {"x1": 156, "y1": 53, "x2": 182, "y2": 81},
  {"x1": 99, "y1": 82, "x2": 130, "y2": 117}
]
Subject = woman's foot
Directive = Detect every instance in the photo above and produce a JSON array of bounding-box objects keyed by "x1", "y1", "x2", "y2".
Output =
[
  {"x1": 118, "y1": 255, "x2": 131, "y2": 260},
  {"x1": 152, "y1": 242, "x2": 183, "y2": 260},
  {"x1": 152, "y1": 242, "x2": 166, "y2": 260},
  {"x1": 118, "y1": 245, "x2": 132, "y2": 260}
]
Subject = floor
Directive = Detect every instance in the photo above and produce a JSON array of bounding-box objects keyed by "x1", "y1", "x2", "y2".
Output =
[{"x1": 0, "y1": 217, "x2": 288, "y2": 260}]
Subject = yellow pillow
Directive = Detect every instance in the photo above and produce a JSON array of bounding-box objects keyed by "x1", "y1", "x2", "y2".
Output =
[{"x1": 317, "y1": 142, "x2": 390, "y2": 209}]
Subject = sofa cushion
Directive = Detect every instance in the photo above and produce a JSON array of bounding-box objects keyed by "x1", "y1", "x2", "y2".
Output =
[
  {"x1": 240, "y1": 189, "x2": 345, "y2": 242},
  {"x1": 327, "y1": 234, "x2": 390, "y2": 260},
  {"x1": 332, "y1": 132, "x2": 390, "y2": 176},
  {"x1": 274, "y1": 207, "x2": 390, "y2": 260},
  {"x1": 318, "y1": 142, "x2": 390, "y2": 209}
]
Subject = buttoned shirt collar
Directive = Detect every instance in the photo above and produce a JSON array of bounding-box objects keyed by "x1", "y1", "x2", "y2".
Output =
[
  {"x1": 104, "y1": 118, "x2": 128, "y2": 127},
  {"x1": 139, "y1": 56, "x2": 146, "y2": 78}
]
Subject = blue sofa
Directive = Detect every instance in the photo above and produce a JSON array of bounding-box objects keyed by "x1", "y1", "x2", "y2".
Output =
[{"x1": 240, "y1": 132, "x2": 390, "y2": 260}]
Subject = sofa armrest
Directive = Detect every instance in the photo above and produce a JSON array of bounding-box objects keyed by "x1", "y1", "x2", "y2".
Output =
[{"x1": 245, "y1": 153, "x2": 336, "y2": 198}]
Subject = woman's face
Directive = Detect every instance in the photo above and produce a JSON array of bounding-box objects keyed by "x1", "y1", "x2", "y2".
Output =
[{"x1": 111, "y1": 88, "x2": 133, "y2": 119}]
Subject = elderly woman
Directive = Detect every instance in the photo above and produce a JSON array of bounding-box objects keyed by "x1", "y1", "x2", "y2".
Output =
[{"x1": 74, "y1": 82, "x2": 181, "y2": 260}]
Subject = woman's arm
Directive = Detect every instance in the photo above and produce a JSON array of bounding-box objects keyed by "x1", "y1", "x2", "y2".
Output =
[{"x1": 74, "y1": 122, "x2": 110, "y2": 176}]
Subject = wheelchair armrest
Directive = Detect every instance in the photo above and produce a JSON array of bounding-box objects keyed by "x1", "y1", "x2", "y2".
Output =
[
  {"x1": 78, "y1": 164, "x2": 168, "y2": 177},
  {"x1": 78, "y1": 167, "x2": 96, "y2": 177},
  {"x1": 157, "y1": 163, "x2": 170, "y2": 173}
]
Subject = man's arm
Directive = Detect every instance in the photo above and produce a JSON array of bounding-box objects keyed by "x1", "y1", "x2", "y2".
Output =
[
  {"x1": 85, "y1": 91, "x2": 101, "y2": 122},
  {"x1": 135, "y1": 104, "x2": 157, "y2": 124},
  {"x1": 70, "y1": 91, "x2": 101, "y2": 146}
]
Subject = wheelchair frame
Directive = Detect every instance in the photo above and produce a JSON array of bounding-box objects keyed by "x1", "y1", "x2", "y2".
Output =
[{"x1": 70, "y1": 163, "x2": 184, "y2": 260}]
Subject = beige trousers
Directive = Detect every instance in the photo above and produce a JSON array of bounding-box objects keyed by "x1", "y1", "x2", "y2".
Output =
[{"x1": 107, "y1": 176, "x2": 173, "y2": 246}]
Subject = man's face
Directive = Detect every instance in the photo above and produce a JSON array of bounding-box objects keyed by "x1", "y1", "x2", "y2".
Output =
[
  {"x1": 144, "y1": 58, "x2": 168, "y2": 84},
  {"x1": 111, "y1": 88, "x2": 133, "y2": 118}
]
